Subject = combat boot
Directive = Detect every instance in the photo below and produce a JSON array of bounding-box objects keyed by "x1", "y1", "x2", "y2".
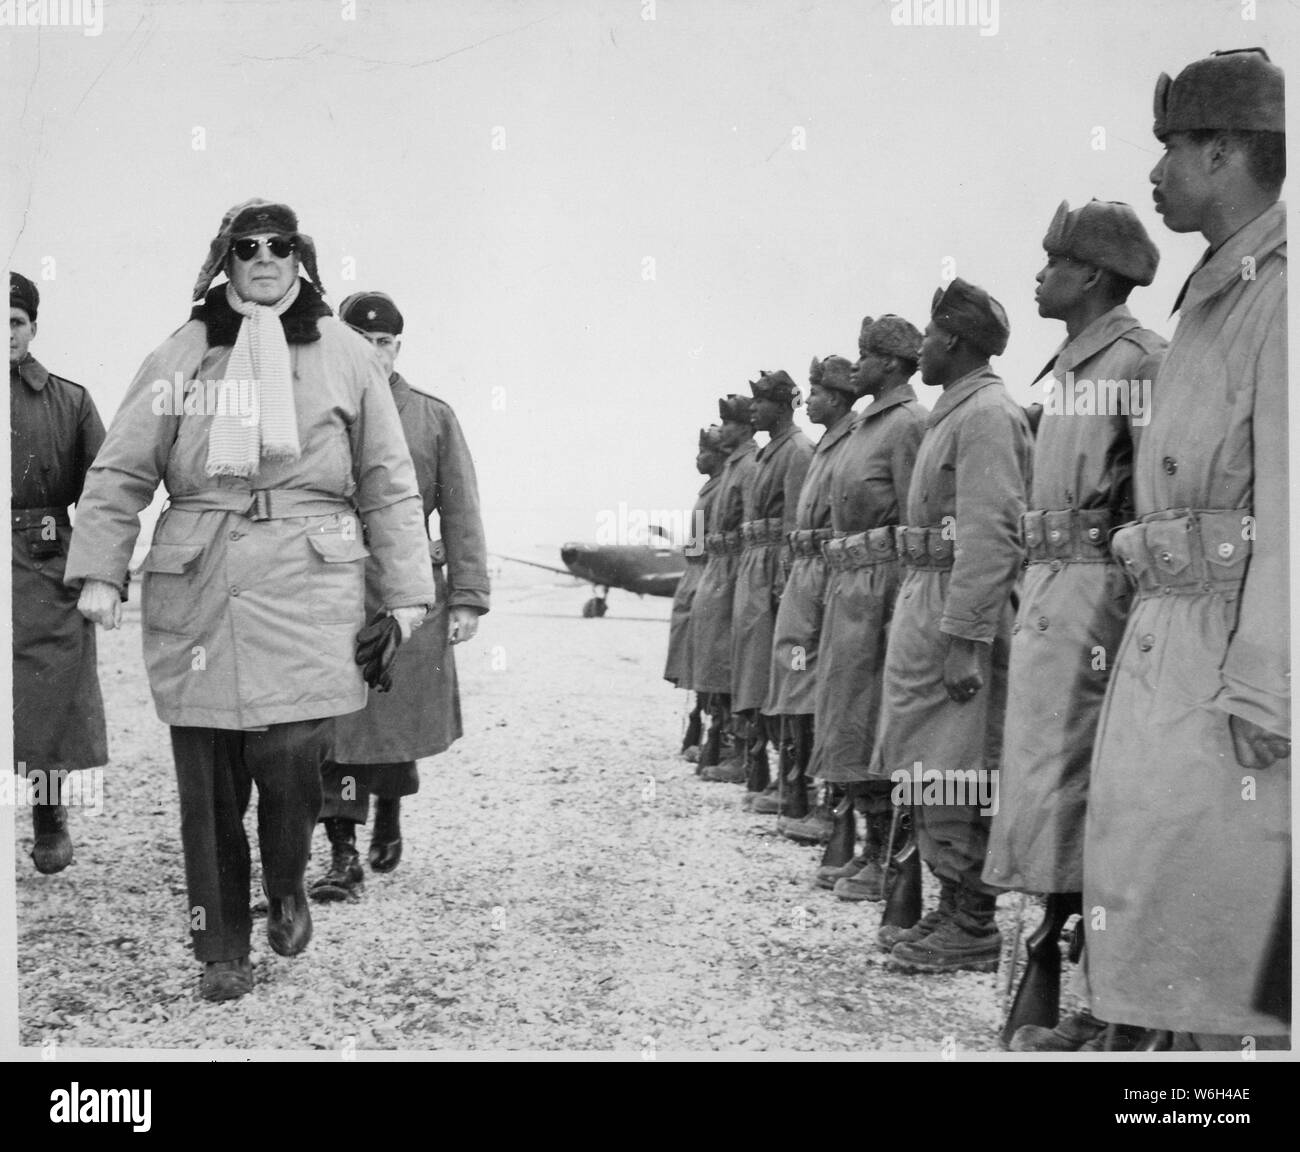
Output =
[
  {"x1": 876, "y1": 877, "x2": 956, "y2": 952},
  {"x1": 816, "y1": 852, "x2": 870, "y2": 890},
  {"x1": 369, "y1": 798, "x2": 404, "y2": 872},
  {"x1": 778, "y1": 788, "x2": 834, "y2": 844},
  {"x1": 31, "y1": 803, "x2": 73, "y2": 875},
  {"x1": 1010, "y1": 1009, "x2": 1108, "y2": 1052},
  {"x1": 831, "y1": 810, "x2": 890, "y2": 901},
  {"x1": 889, "y1": 882, "x2": 1002, "y2": 973},
  {"x1": 310, "y1": 818, "x2": 364, "y2": 902}
]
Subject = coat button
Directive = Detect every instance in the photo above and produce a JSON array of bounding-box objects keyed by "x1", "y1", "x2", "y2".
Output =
[
  {"x1": 1162, "y1": 456, "x2": 1177, "y2": 474},
  {"x1": 1049, "y1": 560, "x2": 1062, "y2": 572},
  {"x1": 1087, "y1": 527, "x2": 1101, "y2": 541},
  {"x1": 229, "y1": 530, "x2": 242, "y2": 541},
  {"x1": 230, "y1": 586, "x2": 240, "y2": 596},
  {"x1": 1159, "y1": 550, "x2": 1173, "y2": 563},
  {"x1": 1036, "y1": 616, "x2": 1049, "y2": 630},
  {"x1": 1049, "y1": 530, "x2": 1061, "y2": 541},
  {"x1": 1217, "y1": 542, "x2": 1234, "y2": 558},
  {"x1": 1138, "y1": 634, "x2": 1155, "y2": 651}
]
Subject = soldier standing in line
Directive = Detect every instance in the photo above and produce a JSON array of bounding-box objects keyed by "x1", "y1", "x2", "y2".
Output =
[
  {"x1": 10, "y1": 271, "x2": 109, "y2": 874},
  {"x1": 983, "y1": 201, "x2": 1166, "y2": 1051},
  {"x1": 693, "y1": 396, "x2": 758, "y2": 780},
  {"x1": 1084, "y1": 49, "x2": 1289, "y2": 1051},
  {"x1": 754, "y1": 355, "x2": 856, "y2": 825},
  {"x1": 726, "y1": 371, "x2": 812, "y2": 795},
  {"x1": 664, "y1": 425, "x2": 726, "y2": 761},
  {"x1": 311, "y1": 291, "x2": 490, "y2": 900},
  {"x1": 807, "y1": 316, "x2": 926, "y2": 895},
  {"x1": 870, "y1": 279, "x2": 1031, "y2": 974}
]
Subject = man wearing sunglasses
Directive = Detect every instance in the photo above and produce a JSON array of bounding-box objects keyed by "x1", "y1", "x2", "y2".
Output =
[
  {"x1": 65, "y1": 199, "x2": 436, "y2": 1003},
  {"x1": 310, "y1": 290, "x2": 490, "y2": 902}
]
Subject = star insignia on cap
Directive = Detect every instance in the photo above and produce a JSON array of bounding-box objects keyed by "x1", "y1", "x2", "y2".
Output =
[{"x1": 367, "y1": 309, "x2": 377, "y2": 320}]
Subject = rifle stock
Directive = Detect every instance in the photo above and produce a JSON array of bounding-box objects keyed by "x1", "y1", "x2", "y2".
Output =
[
  {"x1": 998, "y1": 891, "x2": 1080, "y2": 1047},
  {"x1": 820, "y1": 788, "x2": 856, "y2": 869},
  {"x1": 880, "y1": 806, "x2": 922, "y2": 929}
]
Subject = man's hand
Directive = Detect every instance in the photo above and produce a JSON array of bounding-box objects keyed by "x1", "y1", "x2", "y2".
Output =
[
  {"x1": 78, "y1": 579, "x2": 122, "y2": 630},
  {"x1": 943, "y1": 634, "x2": 989, "y2": 704},
  {"x1": 1229, "y1": 714, "x2": 1291, "y2": 771},
  {"x1": 448, "y1": 606, "x2": 480, "y2": 645},
  {"x1": 388, "y1": 605, "x2": 428, "y2": 643}
]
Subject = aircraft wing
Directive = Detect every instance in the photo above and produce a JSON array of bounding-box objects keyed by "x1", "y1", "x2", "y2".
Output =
[{"x1": 492, "y1": 553, "x2": 576, "y2": 578}]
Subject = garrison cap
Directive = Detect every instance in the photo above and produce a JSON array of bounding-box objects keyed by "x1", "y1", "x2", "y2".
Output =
[
  {"x1": 1153, "y1": 48, "x2": 1285, "y2": 140},
  {"x1": 809, "y1": 355, "x2": 856, "y2": 397},
  {"x1": 699, "y1": 424, "x2": 725, "y2": 452},
  {"x1": 749, "y1": 369, "x2": 801, "y2": 405},
  {"x1": 856, "y1": 314, "x2": 876, "y2": 359},
  {"x1": 718, "y1": 394, "x2": 756, "y2": 424},
  {"x1": 339, "y1": 291, "x2": 404, "y2": 336},
  {"x1": 10, "y1": 271, "x2": 39, "y2": 321},
  {"x1": 930, "y1": 277, "x2": 1010, "y2": 357},
  {"x1": 862, "y1": 314, "x2": 923, "y2": 364},
  {"x1": 1042, "y1": 200, "x2": 1160, "y2": 287}
]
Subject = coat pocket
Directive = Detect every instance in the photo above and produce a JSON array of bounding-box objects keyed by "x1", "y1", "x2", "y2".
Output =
[
  {"x1": 306, "y1": 532, "x2": 371, "y2": 624},
  {"x1": 141, "y1": 543, "x2": 205, "y2": 634}
]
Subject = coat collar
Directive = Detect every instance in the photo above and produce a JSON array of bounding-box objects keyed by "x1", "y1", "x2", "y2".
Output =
[
  {"x1": 388, "y1": 371, "x2": 411, "y2": 414},
  {"x1": 725, "y1": 438, "x2": 757, "y2": 466},
  {"x1": 1033, "y1": 304, "x2": 1143, "y2": 384},
  {"x1": 189, "y1": 277, "x2": 333, "y2": 347},
  {"x1": 855, "y1": 382, "x2": 918, "y2": 426},
  {"x1": 756, "y1": 423, "x2": 797, "y2": 462},
  {"x1": 11, "y1": 353, "x2": 49, "y2": 392},
  {"x1": 926, "y1": 366, "x2": 1001, "y2": 429},
  {"x1": 1172, "y1": 200, "x2": 1286, "y2": 316},
  {"x1": 699, "y1": 471, "x2": 723, "y2": 497},
  {"x1": 813, "y1": 409, "x2": 855, "y2": 455}
]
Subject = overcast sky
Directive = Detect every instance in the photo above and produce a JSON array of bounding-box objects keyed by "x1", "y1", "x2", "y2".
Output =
[{"x1": 3, "y1": 0, "x2": 1293, "y2": 561}]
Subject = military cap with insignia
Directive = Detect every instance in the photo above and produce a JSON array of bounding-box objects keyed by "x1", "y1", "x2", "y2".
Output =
[
  {"x1": 749, "y1": 369, "x2": 801, "y2": 406},
  {"x1": 930, "y1": 277, "x2": 1010, "y2": 358},
  {"x1": 339, "y1": 291, "x2": 404, "y2": 336},
  {"x1": 1154, "y1": 48, "x2": 1285, "y2": 140},
  {"x1": 10, "y1": 271, "x2": 39, "y2": 321},
  {"x1": 809, "y1": 355, "x2": 856, "y2": 397}
]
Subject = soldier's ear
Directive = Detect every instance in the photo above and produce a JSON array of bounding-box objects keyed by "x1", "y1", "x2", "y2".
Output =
[
  {"x1": 29, "y1": 320, "x2": 37, "y2": 341},
  {"x1": 393, "y1": 338, "x2": 402, "y2": 359}
]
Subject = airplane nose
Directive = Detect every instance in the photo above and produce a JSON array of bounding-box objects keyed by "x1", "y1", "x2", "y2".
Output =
[{"x1": 561, "y1": 545, "x2": 580, "y2": 567}]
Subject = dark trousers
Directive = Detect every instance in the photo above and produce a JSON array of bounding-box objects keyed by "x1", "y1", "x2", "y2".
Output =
[
  {"x1": 170, "y1": 720, "x2": 330, "y2": 962},
  {"x1": 319, "y1": 760, "x2": 418, "y2": 824}
]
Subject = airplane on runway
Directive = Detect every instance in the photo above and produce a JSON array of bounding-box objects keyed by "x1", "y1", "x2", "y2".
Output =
[{"x1": 494, "y1": 530, "x2": 686, "y2": 617}]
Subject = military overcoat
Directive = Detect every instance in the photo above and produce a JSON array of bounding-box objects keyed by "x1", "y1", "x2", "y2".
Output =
[
  {"x1": 664, "y1": 471, "x2": 720, "y2": 688},
  {"x1": 730, "y1": 425, "x2": 812, "y2": 712},
  {"x1": 984, "y1": 306, "x2": 1165, "y2": 893},
  {"x1": 333, "y1": 374, "x2": 490, "y2": 763},
  {"x1": 1083, "y1": 203, "x2": 1289, "y2": 1036},
  {"x1": 64, "y1": 281, "x2": 437, "y2": 731},
  {"x1": 11, "y1": 356, "x2": 109, "y2": 774}
]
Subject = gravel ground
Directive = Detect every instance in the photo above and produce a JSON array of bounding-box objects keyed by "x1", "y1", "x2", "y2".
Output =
[{"x1": 15, "y1": 573, "x2": 1067, "y2": 1055}]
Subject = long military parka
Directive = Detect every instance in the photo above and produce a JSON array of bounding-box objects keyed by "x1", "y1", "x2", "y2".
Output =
[
  {"x1": 664, "y1": 470, "x2": 721, "y2": 688},
  {"x1": 333, "y1": 374, "x2": 490, "y2": 764},
  {"x1": 730, "y1": 425, "x2": 812, "y2": 712},
  {"x1": 1083, "y1": 203, "x2": 1289, "y2": 1036},
  {"x1": 983, "y1": 307, "x2": 1166, "y2": 894},
  {"x1": 869, "y1": 366, "x2": 1031, "y2": 890},
  {"x1": 763, "y1": 411, "x2": 853, "y2": 716},
  {"x1": 690, "y1": 440, "x2": 757, "y2": 695},
  {"x1": 808, "y1": 387, "x2": 924, "y2": 783},
  {"x1": 64, "y1": 280, "x2": 437, "y2": 731},
  {"x1": 11, "y1": 356, "x2": 109, "y2": 774}
]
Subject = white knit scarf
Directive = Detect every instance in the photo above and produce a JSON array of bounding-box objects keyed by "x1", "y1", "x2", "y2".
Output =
[{"x1": 205, "y1": 279, "x2": 303, "y2": 477}]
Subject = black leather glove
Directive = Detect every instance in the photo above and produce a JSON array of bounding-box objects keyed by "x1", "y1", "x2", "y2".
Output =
[{"x1": 354, "y1": 612, "x2": 403, "y2": 693}]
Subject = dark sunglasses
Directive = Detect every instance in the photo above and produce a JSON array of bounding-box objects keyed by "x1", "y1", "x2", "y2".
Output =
[{"x1": 231, "y1": 235, "x2": 296, "y2": 261}]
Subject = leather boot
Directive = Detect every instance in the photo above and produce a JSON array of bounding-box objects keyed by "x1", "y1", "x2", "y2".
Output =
[
  {"x1": 889, "y1": 881, "x2": 1002, "y2": 973},
  {"x1": 877, "y1": 875, "x2": 956, "y2": 952},
  {"x1": 31, "y1": 803, "x2": 74, "y2": 875},
  {"x1": 200, "y1": 956, "x2": 253, "y2": 1002},
  {"x1": 369, "y1": 797, "x2": 404, "y2": 872},
  {"x1": 744, "y1": 734, "x2": 771, "y2": 793},
  {"x1": 832, "y1": 809, "x2": 890, "y2": 902},
  {"x1": 1010, "y1": 1009, "x2": 1108, "y2": 1052},
  {"x1": 267, "y1": 888, "x2": 313, "y2": 957},
  {"x1": 310, "y1": 818, "x2": 364, "y2": 902},
  {"x1": 778, "y1": 786, "x2": 834, "y2": 844}
]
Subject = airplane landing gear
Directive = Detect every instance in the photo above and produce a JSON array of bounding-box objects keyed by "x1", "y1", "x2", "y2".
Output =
[{"x1": 582, "y1": 588, "x2": 609, "y2": 618}]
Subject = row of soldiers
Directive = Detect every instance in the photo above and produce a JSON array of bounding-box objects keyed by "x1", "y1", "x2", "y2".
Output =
[{"x1": 664, "y1": 47, "x2": 1289, "y2": 1051}]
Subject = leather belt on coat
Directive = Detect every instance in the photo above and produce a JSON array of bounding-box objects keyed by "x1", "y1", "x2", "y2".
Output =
[
  {"x1": 1111, "y1": 508, "x2": 1252, "y2": 597},
  {"x1": 823, "y1": 526, "x2": 897, "y2": 570},
  {"x1": 704, "y1": 530, "x2": 743, "y2": 557},
  {"x1": 895, "y1": 524, "x2": 955, "y2": 571},
  {"x1": 740, "y1": 517, "x2": 785, "y2": 549},
  {"x1": 1022, "y1": 507, "x2": 1114, "y2": 566},
  {"x1": 11, "y1": 505, "x2": 71, "y2": 530},
  {"x1": 166, "y1": 488, "x2": 356, "y2": 521},
  {"x1": 787, "y1": 527, "x2": 834, "y2": 558}
]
